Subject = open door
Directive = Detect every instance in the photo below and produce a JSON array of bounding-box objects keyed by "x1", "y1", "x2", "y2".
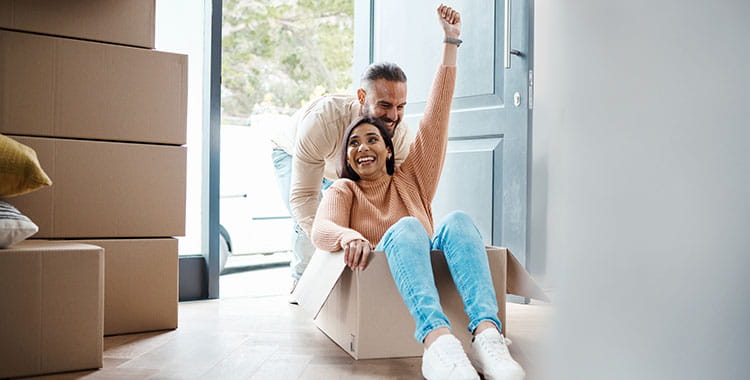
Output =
[{"x1": 354, "y1": 1, "x2": 532, "y2": 270}]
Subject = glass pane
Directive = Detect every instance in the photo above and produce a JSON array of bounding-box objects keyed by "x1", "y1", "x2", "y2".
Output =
[
  {"x1": 220, "y1": 0, "x2": 354, "y2": 260},
  {"x1": 373, "y1": 0, "x2": 497, "y2": 103}
]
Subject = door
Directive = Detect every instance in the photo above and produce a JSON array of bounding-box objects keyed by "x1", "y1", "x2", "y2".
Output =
[{"x1": 354, "y1": 1, "x2": 532, "y2": 269}]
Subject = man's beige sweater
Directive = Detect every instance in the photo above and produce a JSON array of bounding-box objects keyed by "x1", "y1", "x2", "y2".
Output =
[{"x1": 311, "y1": 65, "x2": 456, "y2": 251}]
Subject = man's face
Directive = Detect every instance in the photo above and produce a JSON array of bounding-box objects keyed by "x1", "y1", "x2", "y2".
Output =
[{"x1": 358, "y1": 79, "x2": 407, "y2": 136}]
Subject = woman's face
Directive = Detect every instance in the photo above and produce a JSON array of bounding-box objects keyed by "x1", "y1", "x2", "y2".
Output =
[{"x1": 347, "y1": 123, "x2": 392, "y2": 181}]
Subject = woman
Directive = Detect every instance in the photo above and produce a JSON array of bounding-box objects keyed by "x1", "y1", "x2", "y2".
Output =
[{"x1": 311, "y1": 5, "x2": 525, "y2": 380}]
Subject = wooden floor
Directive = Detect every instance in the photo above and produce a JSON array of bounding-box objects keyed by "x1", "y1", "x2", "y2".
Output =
[
  {"x1": 19, "y1": 260, "x2": 551, "y2": 380},
  {"x1": 18, "y1": 296, "x2": 551, "y2": 380}
]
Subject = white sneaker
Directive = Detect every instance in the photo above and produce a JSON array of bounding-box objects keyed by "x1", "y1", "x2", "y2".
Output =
[
  {"x1": 468, "y1": 329, "x2": 525, "y2": 380},
  {"x1": 421, "y1": 334, "x2": 480, "y2": 380}
]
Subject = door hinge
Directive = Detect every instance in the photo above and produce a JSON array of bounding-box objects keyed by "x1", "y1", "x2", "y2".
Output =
[{"x1": 528, "y1": 70, "x2": 534, "y2": 110}]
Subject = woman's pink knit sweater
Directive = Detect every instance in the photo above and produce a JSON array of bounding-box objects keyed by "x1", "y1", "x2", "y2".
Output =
[{"x1": 311, "y1": 65, "x2": 456, "y2": 251}]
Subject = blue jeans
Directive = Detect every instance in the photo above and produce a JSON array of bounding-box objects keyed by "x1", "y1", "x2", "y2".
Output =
[
  {"x1": 272, "y1": 149, "x2": 332, "y2": 280},
  {"x1": 375, "y1": 211, "x2": 502, "y2": 343}
]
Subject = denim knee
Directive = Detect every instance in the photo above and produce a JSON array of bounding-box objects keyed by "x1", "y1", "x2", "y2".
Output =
[
  {"x1": 441, "y1": 210, "x2": 473, "y2": 227},
  {"x1": 394, "y1": 216, "x2": 425, "y2": 232},
  {"x1": 379, "y1": 217, "x2": 430, "y2": 253},
  {"x1": 433, "y1": 211, "x2": 482, "y2": 248}
]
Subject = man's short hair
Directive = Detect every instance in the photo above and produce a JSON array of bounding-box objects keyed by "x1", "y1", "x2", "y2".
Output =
[{"x1": 360, "y1": 62, "x2": 407, "y2": 89}]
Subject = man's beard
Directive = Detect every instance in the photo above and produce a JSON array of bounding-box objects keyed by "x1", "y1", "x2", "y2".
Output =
[
  {"x1": 378, "y1": 116, "x2": 400, "y2": 137},
  {"x1": 362, "y1": 104, "x2": 400, "y2": 137}
]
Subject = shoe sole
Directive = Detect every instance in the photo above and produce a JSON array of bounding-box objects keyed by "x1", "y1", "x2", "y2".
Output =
[{"x1": 469, "y1": 358, "x2": 525, "y2": 380}]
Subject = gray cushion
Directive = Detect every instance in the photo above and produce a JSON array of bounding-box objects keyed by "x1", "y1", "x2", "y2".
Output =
[{"x1": 0, "y1": 201, "x2": 38, "y2": 248}]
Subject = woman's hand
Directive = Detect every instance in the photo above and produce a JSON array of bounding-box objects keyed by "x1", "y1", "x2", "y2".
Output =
[
  {"x1": 437, "y1": 4, "x2": 461, "y2": 39},
  {"x1": 343, "y1": 238, "x2": 372, "y2": 271}
]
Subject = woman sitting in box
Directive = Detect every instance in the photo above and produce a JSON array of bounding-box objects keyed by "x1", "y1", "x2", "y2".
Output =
[{"x1": 310, "y1": 5, "x2": 524, "y2": 380}]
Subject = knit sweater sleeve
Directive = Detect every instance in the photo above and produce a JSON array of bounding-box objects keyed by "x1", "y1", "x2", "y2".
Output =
[
  {"x1": 311, "y1": 180, "x2": 367, "y2": 251},
  {"x1": 290, "y1": 109, "x2": 338, "y2": 237},
  {"x1": 397, "y1": 65, "x2": 457, "y2": 202}
]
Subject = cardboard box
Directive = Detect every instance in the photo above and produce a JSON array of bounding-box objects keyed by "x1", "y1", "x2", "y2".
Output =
[
  {"x1": 293, "y1": 247, "x2": 548, "y2": 359},
  {"x1": 4, "y1": 136, "x2": 186, "y2": 238},
  {"x1": 0, "y1": 30, "x2": 187, "y2": 145},
  {"x1": 0, "y1": 0, "x2": 155, "y2": 48},
  {"x1": 0, "y1": 240, "x2": 104, "y2": 378},
  {"x1": 75, "y1": 238, "x2": 179, "y2": 335}
]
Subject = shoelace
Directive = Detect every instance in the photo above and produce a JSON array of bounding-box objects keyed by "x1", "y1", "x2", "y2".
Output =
[
  {"x1": 478, "y1": 335, "x2": 511, "y2": 361},
  {"x1": 436, "y1": 338, "x2": 470, "y2": 366}
]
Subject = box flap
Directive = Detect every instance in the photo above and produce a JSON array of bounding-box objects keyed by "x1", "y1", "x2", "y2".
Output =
[
  {"x1": 290, "y1": 248, "x2": 346, "y2": 318},
  {"x1": 506, "y1": 248, "x2": 550, "y2": 302}
]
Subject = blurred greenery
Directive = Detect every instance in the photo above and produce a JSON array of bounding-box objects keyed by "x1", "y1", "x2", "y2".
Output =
[{"x1": 222, "y1": 0, "x2": 354, "y2": 124}]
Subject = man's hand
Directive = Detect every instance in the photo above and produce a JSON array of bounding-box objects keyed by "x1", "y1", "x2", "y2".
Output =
[
  {"x1": 437, "y1": 4, "x2": 461, "y2": 39},
  {"x1": 343, "y1": 239, "x2": 372, "y2": 271}
]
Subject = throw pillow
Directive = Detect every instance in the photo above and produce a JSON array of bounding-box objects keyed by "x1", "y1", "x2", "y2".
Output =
[
  {"x1": 0, "y1": 201, "x2": 39, "y2": 248},
  {"x1": 0, "y1": 134, "x2": 52, "y2": 197}
]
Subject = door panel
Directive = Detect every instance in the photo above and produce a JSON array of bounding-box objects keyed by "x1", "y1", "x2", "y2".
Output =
[
  {"x1": 432, "y1": 138, "x2": 503, "y2": 245},
  {"x1": 355, "y1": 0, "x2": 530, "y2": 268}
]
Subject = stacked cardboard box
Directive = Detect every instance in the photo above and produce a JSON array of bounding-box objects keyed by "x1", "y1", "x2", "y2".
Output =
[
  {"x1": 0, "y1": 0, "x2": 157, "y2": 48},
  {"x1": 0, "y1": 1, "x2": 186, "y2": 376},
  {"x1": 0, "y1": 241, "x2": 104, "y2": 378}
]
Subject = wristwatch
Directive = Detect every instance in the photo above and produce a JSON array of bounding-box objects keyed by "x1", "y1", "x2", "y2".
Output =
[{"x1": 443, "y1": 37, "x2": 463, "y2": 47}]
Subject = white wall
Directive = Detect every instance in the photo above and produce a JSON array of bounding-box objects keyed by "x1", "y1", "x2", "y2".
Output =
[
  {"x1": 533, "y1": 0, "x2": 750, "y2": 378},
  {"x1": 155, "y1": 1, "x2": 208, "y2": 255}
]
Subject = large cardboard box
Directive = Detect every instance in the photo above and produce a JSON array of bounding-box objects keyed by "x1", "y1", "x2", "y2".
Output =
[
  {"x1": 0, "y1": 0, "x2": 156, "y2": 48},
  {"x1": 4, "y1": 136, "x2": 186, "y2": 238},
  {"x1": 0, "y1": 240, "x2": 104, "y2": 378},
  {"x1": 293, "y1": 247, "x2": 548, "y2": 359},
  {"x1": 75, "y1": 238, "x2": 179, "y2": 335},
  {"x1": 0, "y1": 30, "x2": 187, "y2": 145}
]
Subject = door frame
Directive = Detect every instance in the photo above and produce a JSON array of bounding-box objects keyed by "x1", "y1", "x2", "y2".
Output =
[{"x1": 179, "y1": 0, "x2": 222, "y2": 301}]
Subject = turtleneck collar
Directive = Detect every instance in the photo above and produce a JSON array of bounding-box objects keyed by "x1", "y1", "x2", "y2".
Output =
[{"x1": 356, "y1": 173, "x2": 393, "y2": 189}]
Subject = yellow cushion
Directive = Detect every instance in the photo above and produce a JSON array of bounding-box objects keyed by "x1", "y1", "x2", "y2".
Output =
[{"x1": 0, "y1": 134, "x2": 52, "y2": 197}]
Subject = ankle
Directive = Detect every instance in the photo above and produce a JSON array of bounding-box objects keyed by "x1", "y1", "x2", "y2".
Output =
[
  {"x1": 423, "y1": 327, "x2": 452, "y2": 348},
  {"x1": 473, "y1": 321, "x2": 499, "y2": 337}
]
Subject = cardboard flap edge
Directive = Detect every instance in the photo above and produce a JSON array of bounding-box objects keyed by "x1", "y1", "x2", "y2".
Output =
[
  {"x1": 504, "y1": 248, "x2": 550, "y2": 302},
  {"x1": 291, "y1": 249, "x2": 347, "y2": 318}
]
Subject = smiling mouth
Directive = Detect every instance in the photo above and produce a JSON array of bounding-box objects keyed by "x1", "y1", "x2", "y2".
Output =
[{"x1": 357, "y1": 156, "x2": 376, "y2": 165}]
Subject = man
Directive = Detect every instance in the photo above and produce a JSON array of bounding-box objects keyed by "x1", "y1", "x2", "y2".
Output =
[{"x1": 271, "y1": 63, "x2": 413, "y2": 289}]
